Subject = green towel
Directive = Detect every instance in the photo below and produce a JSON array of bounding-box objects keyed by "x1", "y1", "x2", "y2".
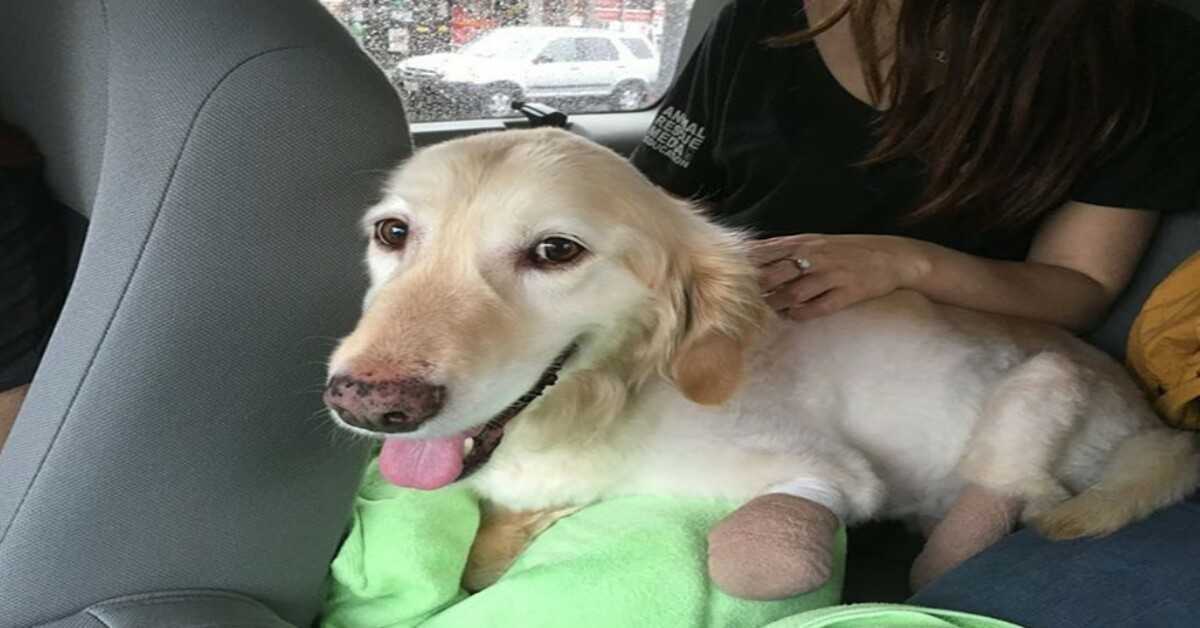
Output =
[
  {"x1": 322, "y1": 459, "x2": 843, "y2": 628},
  {"x1": 321, "y1": 460, "x2": 1022, "y2": 628},
  {"x1": 772, "y1": 605, "x2": 1023, "y2": 628}
]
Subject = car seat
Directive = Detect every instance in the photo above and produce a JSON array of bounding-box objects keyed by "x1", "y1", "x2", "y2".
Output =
[{"x1": 0, "y1": 1, "x2": 410, "y2": 625}]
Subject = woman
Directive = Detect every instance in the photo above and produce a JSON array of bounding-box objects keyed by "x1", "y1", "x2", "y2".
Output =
[{"x1": 632, "y1": 0, "x2": 1200, "y2": 625}]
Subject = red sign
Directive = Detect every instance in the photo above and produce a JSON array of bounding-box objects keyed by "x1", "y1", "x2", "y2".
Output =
[{"x1": 450, "y1": 5, "x2": 497, "y2": 45}]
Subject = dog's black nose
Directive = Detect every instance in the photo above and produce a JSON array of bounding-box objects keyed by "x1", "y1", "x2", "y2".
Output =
[{"x1": 324, "y1": 375, "x2": 447, "y2": 433}]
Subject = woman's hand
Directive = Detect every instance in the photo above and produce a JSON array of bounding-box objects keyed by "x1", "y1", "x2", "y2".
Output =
[
  {"x1": 747, "y1": 203, "x2": 1156, "y2": 330},
  {"x1": 749, "y1": 234, "x2": 931, "y2": 320}
]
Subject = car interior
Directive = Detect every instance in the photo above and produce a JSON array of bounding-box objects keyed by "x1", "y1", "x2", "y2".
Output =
[{"x1": 0, "y1": 0, "x2": 1197, "y2": 626}]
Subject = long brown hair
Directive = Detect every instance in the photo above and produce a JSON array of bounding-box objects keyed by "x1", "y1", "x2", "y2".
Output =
[{"x1": 772, "y1": 0, "x2": 1155, "y2": 231}]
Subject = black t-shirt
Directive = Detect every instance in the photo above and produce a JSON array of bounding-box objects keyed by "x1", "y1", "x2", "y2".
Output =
[
  {"x1": 631, "y1": 0, "x2": 1200, "y2": 260},
  {"x1": 0, "y1": 123, "x2": 65, "y2": 390}
]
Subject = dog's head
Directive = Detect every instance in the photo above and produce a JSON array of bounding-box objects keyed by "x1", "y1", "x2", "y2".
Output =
[{"x1": 324, "y1": 128, "x2": 767, "y2": 488}]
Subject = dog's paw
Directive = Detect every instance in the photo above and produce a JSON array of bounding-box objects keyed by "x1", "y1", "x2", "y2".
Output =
[
  {"x1": 1032, "y1": 492, "x2": 1121, "y2": 541},
  {"x1": 462, "y1": 560, "x2": 505, "y2": 593},
  {"x1": 463, "y1": 505, "x2": 579, "y2": 593},
  {"x1": 1033, "y1": 511, "x2": 1099, "y2": 541}
]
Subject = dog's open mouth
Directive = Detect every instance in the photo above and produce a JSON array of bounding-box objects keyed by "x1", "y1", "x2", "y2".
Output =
[{"x1": 378, "y1": 342, "x2": 579, "y2": 490}]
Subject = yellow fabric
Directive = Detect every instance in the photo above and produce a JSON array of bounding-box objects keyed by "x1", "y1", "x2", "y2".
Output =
[{"x1": 1127, "y1": 252, "x2": 1200, "y2": 430}]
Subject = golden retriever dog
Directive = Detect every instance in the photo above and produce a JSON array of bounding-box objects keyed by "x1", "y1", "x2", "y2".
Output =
[{"x1": 324, "y1": 128, "x2": 1199, "y2": 596}]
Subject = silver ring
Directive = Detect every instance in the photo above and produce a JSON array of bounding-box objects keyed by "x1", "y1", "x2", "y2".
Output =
[{"x1": 792, "y1": 257, "x2": 813, "y2": 273}]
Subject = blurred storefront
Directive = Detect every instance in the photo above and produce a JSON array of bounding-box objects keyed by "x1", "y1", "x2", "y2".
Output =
[{"x1": 323, "y1": 0, "x2": 669, "y2": 58}]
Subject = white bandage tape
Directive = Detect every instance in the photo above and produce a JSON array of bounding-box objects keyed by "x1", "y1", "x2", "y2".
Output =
[{"x1": 766, "y1": 478, "x2": 848, "y2": 522}]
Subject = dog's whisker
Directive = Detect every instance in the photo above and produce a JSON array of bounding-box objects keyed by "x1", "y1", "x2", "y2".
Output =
[
  {"x1": 305, "y1": 405, "x2": 378, "y2": 450},
  {"x1": 307, "y1": 409, "x2": 356, "y2": 447}
]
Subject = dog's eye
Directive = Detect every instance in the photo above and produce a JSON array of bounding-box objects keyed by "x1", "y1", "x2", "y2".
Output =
[
  {"x1": 530, "y1": 237, "x2": 585, "y2": 268},
  {"x1": 373, "y1": 218, "x2": 409, "y2": 250}
]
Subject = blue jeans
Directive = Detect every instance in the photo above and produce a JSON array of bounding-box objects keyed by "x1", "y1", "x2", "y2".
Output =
[{"x1": 910, "y1": 492, "x2": 1200, "y2": 628}]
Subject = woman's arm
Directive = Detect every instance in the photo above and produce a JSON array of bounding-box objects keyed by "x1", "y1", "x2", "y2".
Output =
[
  {"x1": 752, "y1": 202, "x2": 1159, "y2": 332},
  {"x1": 0, "y1": 384, "x2": 28, "y2": 451}
]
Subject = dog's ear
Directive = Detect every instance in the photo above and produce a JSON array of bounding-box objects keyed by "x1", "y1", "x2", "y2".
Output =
[{"x1": 668, "y1": 237, "x2": 766, "y2": 406}]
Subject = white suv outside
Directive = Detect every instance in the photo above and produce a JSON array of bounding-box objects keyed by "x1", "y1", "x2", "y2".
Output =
[{"x1": 394, "y1": 26, "x2": 660, "y2": 118}]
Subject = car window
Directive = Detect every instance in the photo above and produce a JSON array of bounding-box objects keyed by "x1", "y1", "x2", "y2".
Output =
[
  {"x1": 577, "y1": 37, "x2": 619, "y2": 62},
  {"x1": 320, "y1": 0, "x2": 696, "y2": 122},
  {"x1": 537, "y1": 38, "x2": 580, "y2": 64},
  {"x1": 620, "y1": 37, "x2": 655, "y2": 59}
]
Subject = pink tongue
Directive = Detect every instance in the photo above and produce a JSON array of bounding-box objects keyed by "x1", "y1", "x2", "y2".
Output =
[{"x1": 379, "y1": 436, "x2": 465, "y2": 490}]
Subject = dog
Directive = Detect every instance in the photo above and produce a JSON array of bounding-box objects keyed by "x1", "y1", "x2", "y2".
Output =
[{"x1": 324, "y1": 128, "x2": 1199, "y2": 596}]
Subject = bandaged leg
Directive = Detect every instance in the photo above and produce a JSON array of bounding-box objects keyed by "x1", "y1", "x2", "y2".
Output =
[
  {"x1": 909, "y1": 483, "x2": 1023, "y2": 592},
  {"x1": 910, "y1": 352, "x2": 1086, "y2": 592},
  {"x1": 707, "y1": 478, "x2": 844, "y2": 600}
]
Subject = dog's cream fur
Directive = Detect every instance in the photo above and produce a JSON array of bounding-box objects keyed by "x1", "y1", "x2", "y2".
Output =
[{"x1": 329, "y1": 128, "x2": 1199, "y2": 588}]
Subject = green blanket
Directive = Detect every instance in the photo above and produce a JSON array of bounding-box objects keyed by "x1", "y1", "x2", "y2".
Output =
[
  {"x1": 766, "y1": 605, "x2": 1022, "y2": 628},
  {"x1": 322, "y1": 460, "x2": 1020, "y2": 628},
  {"x1": 322, "y1": 459, "x2": 842, "y2": 628}
]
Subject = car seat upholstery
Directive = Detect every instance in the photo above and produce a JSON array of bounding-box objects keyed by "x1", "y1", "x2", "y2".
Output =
[
  {"x1": 0, "y1": 1, "x2": 410, "y2": 626},
  {"x1": 1088, "y1": 208, "x2": 1200, "y2": 359}
]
